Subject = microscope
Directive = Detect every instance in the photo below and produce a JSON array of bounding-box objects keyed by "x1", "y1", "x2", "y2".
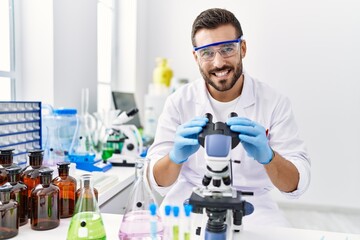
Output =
[{"x1": 189, "y1": 113, "x2": 254, "y2": 240}]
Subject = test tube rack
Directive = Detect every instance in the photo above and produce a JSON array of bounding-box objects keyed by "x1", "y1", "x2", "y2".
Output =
[{"x1": 0, "y1": 101, "x2": 42, "y2": 165}]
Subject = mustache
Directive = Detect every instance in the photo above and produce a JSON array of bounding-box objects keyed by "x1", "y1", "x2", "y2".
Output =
[{"x1": 209, "y1": 66, "x2": 233, "y2": 73}]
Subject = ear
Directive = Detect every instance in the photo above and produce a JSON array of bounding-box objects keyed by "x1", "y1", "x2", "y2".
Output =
[
  {"x1": 240, "y1": 40, "x2": 247, "y2": 58},
  {"x1": 192, "y1": 50, "x2": 198, "y2": 62}
]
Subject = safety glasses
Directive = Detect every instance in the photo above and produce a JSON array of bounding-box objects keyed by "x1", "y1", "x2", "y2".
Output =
[{"x1": 194, "y1": 37, "x2": 242, "y2": 62}]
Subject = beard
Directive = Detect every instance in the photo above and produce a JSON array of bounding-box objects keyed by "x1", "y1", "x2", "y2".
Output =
[{"x1": 199, "y1": 57, "x2": 243, "y2": 92}]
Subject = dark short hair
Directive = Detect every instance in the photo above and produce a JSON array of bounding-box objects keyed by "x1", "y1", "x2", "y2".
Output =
[{"x1": 191, "y1": 8, "x2": 243, "y2": 47}]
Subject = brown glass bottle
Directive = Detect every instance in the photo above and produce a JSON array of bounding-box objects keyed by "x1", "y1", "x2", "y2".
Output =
[
  {"x1": 0, "y1": 149, "x2": 16, "y2": 186},
  {"x1": 5, "y1": 166, "x2": 28, "y2": 226},
  {"x1": 30, "y1": 168, "x2": 60, "y2": 230},
  {"x1": 20, "y1": 150, "x2": 45, "y2": 217},
  {"x1": 0, "y1": 185, "x2": 18, "y2": 239},
  {"x1": 52, "y1": 162, "x2": 77, "y2": 218},
  {"x1": 75, "y1": 174, "x2": 99, "y2": 205}
]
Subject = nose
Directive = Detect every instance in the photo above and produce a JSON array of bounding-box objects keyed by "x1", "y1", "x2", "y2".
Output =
[{"x1": 212, "y1": 51, "x2": 226, "y2": 68}]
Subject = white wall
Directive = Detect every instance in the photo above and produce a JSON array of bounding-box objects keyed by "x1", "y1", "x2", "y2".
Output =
[
  {"x1": 18, "y1": 0, "x2": 97, "y2": 114},
  {"x1": 134, "y1": 0, "x2": 360, "y2": 209}
]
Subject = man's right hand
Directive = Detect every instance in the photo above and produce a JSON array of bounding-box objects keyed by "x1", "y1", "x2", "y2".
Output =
[{"x1": 169, "y1": 117, "x2": 208, "y2": 164}]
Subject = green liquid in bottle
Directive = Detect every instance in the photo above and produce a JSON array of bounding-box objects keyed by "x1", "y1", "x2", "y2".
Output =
[{"x1": 67, "y1": 212, "x2": 106, "y2": 240}]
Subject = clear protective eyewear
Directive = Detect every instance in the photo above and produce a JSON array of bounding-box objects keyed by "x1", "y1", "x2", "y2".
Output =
[{"x1": 194, "y1": 37, "x2": 242, "y2": 61}]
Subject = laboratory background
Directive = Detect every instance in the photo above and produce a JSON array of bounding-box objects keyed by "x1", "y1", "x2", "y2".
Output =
[{"x1": 0, "y1": 0, "x2": 360, "y2": 239}]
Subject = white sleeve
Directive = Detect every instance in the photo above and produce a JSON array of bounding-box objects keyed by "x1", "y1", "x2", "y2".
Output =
[
  {"x1": 269, "y1": 96, "x2": 311, "y2": 199},
  {"x1": 146, "y1": 95, "x2": 180, "y2": 196}
]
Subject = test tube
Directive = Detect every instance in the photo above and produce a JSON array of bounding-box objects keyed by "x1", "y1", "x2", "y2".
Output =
[
  {"x1": 163, "y1": 205, "x2": 172, "y2": 239},
  {"x1": 149, "y1": 203, "x2": 157, "y2": 240},
  {"x1": 173, "y1": 206, "x2": 180, "y2": 240},
  {"x1": 183, "y1": 205, "x2": 192, "y2": 240}
]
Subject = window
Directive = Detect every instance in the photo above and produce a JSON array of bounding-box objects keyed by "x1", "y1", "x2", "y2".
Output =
[
  {"x1": 97, "y1": 0, "x2": 114, "y2": 111},
  {"x1": 0, "y1": 0, "x2": 16, "y2": 100}
]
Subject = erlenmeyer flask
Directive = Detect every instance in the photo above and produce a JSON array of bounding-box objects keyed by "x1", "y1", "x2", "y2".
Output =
[
  {"x1": 68, "y1": 89, "x2": 96, "y2": 163},
  {"x1": 67, "y1": 174, "x2": 106, "y2": 240},
  {"x1": 118, "y1": 158, "x2": 164, "y2": 239}
]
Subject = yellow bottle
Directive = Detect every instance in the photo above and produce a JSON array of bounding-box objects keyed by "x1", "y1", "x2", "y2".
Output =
[{"x1": 153, "y1": 58, "x2": 173, "y2": 88}]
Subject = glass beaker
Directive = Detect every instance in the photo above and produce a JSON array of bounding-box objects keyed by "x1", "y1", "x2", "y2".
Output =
[
  {"x1": 67, "y1": 174, "x2": 106, "y2": 240},
  {"x1": 118, "y1": 158, "x2": 164, "y2": 240}
]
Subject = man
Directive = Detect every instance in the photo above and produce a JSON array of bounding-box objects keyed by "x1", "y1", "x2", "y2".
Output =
[{"x1": 147, "y1": 8, "x2": 310, "y2": 226}]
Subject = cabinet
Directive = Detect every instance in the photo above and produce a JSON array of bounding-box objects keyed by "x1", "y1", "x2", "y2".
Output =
[{"x1": 0, "y1": 101, "x2": 42, "y2": 165}]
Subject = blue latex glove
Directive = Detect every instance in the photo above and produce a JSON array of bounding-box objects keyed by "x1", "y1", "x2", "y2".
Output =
[
  {"x1": 227, "y1": 117, "x2": 273, "y2": 164},
  {"x1": 169, "y1": 117, "x2": 208, "y2": 164}
]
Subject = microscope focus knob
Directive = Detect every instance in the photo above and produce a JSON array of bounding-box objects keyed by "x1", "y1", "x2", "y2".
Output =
[{"x1": 127, "y1": 143, "x2": 134, "y2": 151}]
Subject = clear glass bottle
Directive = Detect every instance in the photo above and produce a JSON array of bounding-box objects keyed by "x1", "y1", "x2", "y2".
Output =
[
  {"x1": 5, "y1": 166, "x2": 28, "y2": 226},
  {"x1": 30, "y1": 168, "x2": 60, "y2": 230},
  {"x1": 52, "y1": 162, "x2": 77, "y2": 218},
  {"x1": 0, "y1": 185, "x2": 18, "y2": 239},
  {"x1": 67, "y1": 174, "x2": 106, "y2": 240},
  {"x1": 0, "y1": 149, "x2": 16, "y2": 186},
  {"x1": 119, "y1": 158, "x2": 164, "y2": 240}
]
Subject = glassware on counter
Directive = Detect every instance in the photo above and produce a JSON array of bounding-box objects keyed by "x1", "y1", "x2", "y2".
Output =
[
  {"x1": 30, "y1": 168, "x2": 60, "y2": 230},
  {"x1": 0, "y1": 149, "x2": 16, "y2": 186},
  {"x1": 67, "y1": 174, "x2": 106, "y2": 240},
  {"x1": 5, "y1": 166, "x2": 28, "y2": 226},
  {"x1": 52, "y1": 162, "x2": 77, "y2": 218},
  {"x1": 118, "y1": 158, "x2": 164, "y2": 239},
  {"x1": 0, "y1": 185, "x2": 18, "y2": 239}
]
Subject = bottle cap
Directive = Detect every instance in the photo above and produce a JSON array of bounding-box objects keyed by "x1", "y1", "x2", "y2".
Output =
[
  {"x1": 54, "y1": 108, "x2": 77, "y2": 115},
  {"x1": 39, "y1": 168, "x2": 53, "y2": 176},
  {"x1": 57, "y1": 161, "x2": 70, "y2": 168},
  {"x1": 0, "y1": 149, "x2": 14, "y2": 155},
  {"x1": 28, "y1": 150, "x2": 44, "y2": 156},
  {"x1": 149, "y1": 203, "x2": 157, "y2": 216},
  {"x1": 173, "y1": 206, "x2": 180, "y2": 217},
  {"x1": 184, "y1": 204, "x2": 192, "y2": 217},
  {"x1": 6, "y1": 166, "x2": 22, "y2": 175},
  {"x1": 164, "y1": 205, "x2": 172, "y2": 216},
  {"x1": 0, "y1": 185, "x2": 13, "y2": 192}
]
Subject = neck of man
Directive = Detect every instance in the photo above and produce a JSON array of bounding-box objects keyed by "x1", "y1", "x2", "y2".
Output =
[{"x1": 208, "y1": 74, "x2": 244, "y2": 102}]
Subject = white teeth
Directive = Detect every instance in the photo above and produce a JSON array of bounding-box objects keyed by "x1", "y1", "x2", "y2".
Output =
[{"x1": 214, "y1": 71, "x2": 228, "y2": 77}]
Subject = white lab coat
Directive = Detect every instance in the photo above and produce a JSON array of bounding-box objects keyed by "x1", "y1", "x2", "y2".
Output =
[{"x1": 147, "y1": 72, "x2": 311, "y2": 227}]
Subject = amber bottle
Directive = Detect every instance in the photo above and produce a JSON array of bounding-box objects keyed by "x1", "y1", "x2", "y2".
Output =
[
  {"x1": 30, "y1": 168, "x2": 60, "y2": 230},
  {"x1": 21, "y1": 150, "x2": 45, "y2": 197},
  {"x1": 0, "y1": 149, "x2": 16, "y2": 186},
  {"x1": 0, "y1": 185, "x2": 18, "y2": 239},
  {"x1": 52, "y1": 162, "x2": 77, "y2": 218},
  {"x1": 5, "y1": 166, "x2": 28, "y2": 226},
  {"x1": 75, "y1": 174, "x2": 99, "y2": 204}
]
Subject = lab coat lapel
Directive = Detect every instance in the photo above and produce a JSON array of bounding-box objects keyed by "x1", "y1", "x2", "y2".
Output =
[
  {"x1": 194, "y1": 79, "x2": 213, "y2": 117},
  {"x1": 234, "y1": 72, "x2": 255, "y2": 117}
]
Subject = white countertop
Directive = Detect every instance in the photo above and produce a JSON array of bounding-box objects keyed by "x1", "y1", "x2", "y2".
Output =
[
  {"x1": 14, "y1": 213, "x2": 360, "y2": 240},
  {"x1": 75, "y1": 165, "x2": 136, "y2": 206}
]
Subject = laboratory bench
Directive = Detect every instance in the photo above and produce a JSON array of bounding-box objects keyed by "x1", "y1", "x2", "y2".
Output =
[
  {"x1": 9, "y1": 165, "x2": 360, "y2": 239},
  {"x1": 14, "y1": 212, "x2": 360, "y2": 240}
]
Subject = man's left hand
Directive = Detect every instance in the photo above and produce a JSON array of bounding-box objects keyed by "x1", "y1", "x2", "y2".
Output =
[{"x1": 227, "y1": 117, "x2": 273, "y2": 164}]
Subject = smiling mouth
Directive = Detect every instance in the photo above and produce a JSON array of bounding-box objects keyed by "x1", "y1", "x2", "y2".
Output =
[{"x1": 212, "y1": 69, "x2": 231, "y2": 78}]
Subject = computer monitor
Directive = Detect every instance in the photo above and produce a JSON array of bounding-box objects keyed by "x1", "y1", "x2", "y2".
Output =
[{"x1": 112, "y1": 91, "x2": 142, "y2": 128}]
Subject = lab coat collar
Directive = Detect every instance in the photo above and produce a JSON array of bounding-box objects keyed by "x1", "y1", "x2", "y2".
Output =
[{"x1": 196, "y1": 71, "x2": 255, "y2": 112}]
